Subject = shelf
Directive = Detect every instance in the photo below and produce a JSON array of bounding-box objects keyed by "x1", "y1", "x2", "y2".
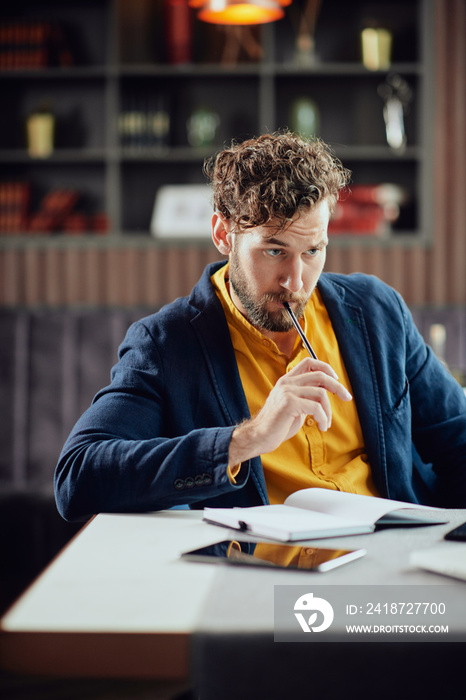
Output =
[
  {"x1": 112, "y1": 145, "x2": 422, "y2": 163},
  {"x1": 332, "y1": 145, "x2": 422, "y2": 161},
  {"x1": 115, "y1": 63, "x2": 264, "y2": 78},
  {"x1": 271, "y1": 62, "x2": 424, "y2": 77},
  {"x1": 0, "y1": 66, "x2": 108, "y2": 80},
  {"x1": 0, "y1": 232, "x2": 428, "y2": 250},
  {"x1": 114, "y1": 61, "x2": 424, "y2": 78},
  {"x1": 0, "y1": 148, "x2": 108, "y2": 163},
  {"x1": 119, "y1": 146, "x2": 213, "y2": 162}
]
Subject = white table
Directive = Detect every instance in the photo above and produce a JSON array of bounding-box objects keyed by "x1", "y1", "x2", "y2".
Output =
[{"x1": 1, "y1": 509, "x2": 466, "y2": 696}]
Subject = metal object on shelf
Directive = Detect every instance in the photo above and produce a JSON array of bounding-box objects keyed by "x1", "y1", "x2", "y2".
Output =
[{"x1": 378, "y1": 74, "x2": 413, "y2": 154}]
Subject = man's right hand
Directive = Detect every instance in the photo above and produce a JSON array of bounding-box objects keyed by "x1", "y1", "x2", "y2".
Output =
[{"x1": 228, "y1": 357, "x2": 352, "y2": 466}]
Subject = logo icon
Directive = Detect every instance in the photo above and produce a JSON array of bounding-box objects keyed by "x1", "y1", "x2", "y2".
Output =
[{"x1": 294, "y1": 592, "x2": 334, "y2": 633}]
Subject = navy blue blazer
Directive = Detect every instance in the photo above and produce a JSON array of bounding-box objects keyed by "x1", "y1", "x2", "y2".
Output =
[{"x1": 55, "y1": 262, "x2": 466, "y2": 520}]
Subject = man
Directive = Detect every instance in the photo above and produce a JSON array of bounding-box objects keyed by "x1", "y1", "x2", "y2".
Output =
[{"x1": 55, "y1": 132, "x2": 466, "y2": 521}]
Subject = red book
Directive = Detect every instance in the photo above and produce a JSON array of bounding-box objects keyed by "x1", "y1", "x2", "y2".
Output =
[
  {"x1": 0, "y1": 182, "x2": 30, "y2": 233},
  {"x1": 165, "y1": 0, "x2": 193, "y2": 64}
]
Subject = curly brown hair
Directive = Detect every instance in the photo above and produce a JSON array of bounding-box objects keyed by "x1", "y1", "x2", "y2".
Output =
[{"x1": 203, "y1": 131, "x2": 351, "y2": 230}]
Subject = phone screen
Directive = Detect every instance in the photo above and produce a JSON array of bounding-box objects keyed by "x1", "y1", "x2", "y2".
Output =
[{"x1": 181, "y1": 540, "x2": 366, "y2": 572}]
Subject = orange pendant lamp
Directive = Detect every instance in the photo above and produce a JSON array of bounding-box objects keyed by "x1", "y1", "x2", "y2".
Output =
[{"x1": 189, "y1": 1, "x2": 291, "y2": 25}]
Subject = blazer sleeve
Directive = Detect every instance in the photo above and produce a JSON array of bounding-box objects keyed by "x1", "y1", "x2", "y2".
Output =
[{"x1": 54, "y1": 320, "x2": 249, "y2": 521}]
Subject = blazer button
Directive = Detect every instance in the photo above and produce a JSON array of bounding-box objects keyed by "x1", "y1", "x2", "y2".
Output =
[
  {"x1": 203, "y1": 473, "x2": 212, "y2": 485},
  {"x1": 185, "y1": 477, "x2": 194, "y2": 488},
  {"x1": 174, "y1": 479, "x2": 184, "y2": 490}
]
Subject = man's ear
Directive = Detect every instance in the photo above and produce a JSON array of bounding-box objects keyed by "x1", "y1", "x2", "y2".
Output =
[{"x1": 211, "y1": 213, "x2": 233, "y2": 255}]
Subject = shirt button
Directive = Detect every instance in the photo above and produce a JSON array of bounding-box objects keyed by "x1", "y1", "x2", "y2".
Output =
[{"x1": 306, "y1": 417, "x2": 314, "y2": 426}]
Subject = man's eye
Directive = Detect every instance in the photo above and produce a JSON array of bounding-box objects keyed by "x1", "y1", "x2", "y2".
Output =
[
  {"x1": 266, "y1": 249, "x2": 282, "y2": 257},
  {"x1": 307, "y1": 249, "x2": 319, "y2": 256}
]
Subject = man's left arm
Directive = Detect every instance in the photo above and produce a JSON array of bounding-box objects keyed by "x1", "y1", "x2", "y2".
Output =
[{"x1": 401, "y1": 294, "x2": 466, "y2": 506}]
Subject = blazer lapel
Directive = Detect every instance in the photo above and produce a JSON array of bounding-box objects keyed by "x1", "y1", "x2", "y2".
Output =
[
  {"x1": 190, "y1": 301, "x2": 271, "y2": 503},
  {"x1": 190, "y1": 299, "x2": 250, "y2": 427},
  {"x1": 188, "y1": 264, "x2": 271, "y2": 503}
]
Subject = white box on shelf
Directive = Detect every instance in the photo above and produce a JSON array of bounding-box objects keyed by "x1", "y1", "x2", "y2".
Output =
[{"x1": 151, "y1": 184, "x2": 213, "y2": 239}]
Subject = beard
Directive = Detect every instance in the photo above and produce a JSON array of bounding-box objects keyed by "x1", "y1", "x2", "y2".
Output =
[{"x1": 229, "y1": 249, "x2": 310, "y2": 333}]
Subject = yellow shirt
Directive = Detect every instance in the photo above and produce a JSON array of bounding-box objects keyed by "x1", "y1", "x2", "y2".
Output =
[{"x1": 212, "y1": 263, "x2": 379, "y2": 504}]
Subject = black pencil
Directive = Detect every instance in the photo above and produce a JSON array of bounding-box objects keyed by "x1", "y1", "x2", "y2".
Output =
[{"x1": 283, "y1": 301, "x2": 318, "y2": 360}]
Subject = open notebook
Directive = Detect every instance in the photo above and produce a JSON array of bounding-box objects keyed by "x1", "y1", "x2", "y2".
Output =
[{"x1": 203, "y1": 488, "x2": 447, "y2": 542}]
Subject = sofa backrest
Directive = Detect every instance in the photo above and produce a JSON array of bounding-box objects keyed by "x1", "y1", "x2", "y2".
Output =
[{"x1": 0, "y1": 308, "x2": 152, "y2": 490}]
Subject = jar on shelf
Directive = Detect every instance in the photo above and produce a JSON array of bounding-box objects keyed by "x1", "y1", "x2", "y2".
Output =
[
  {"x1": 187, "y1": 106, "x2": 220, "y2": 148},
  {"x1": 26, "y1": 102, "x2": 55, "y2": 158},
  {"x1": 289, "y1": 97, "x2": 320, "y2": 139}
]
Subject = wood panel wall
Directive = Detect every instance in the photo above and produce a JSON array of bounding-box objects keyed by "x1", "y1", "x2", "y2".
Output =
[
  {"x1": 0, "y1": 0, "x2": 464, "y2": 309},
  {"x1": 0, "y1": 246, "x2": 222, "y2": 308}
]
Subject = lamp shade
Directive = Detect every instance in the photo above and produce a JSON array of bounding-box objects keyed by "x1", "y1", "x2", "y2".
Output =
[{"x1": 189, "y1": 1, "x2": 291, "y2": 25}]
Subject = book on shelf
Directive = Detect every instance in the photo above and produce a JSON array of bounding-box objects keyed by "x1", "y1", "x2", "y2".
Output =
[
  {"x1": 203, "y1": 488, "x2": 447, "y2": 542},
  {"x1": 91, "y1": 212, "x2": 110, "y2": 233},
  {"x1": 119, "y1": 95, "x2": 171, "y2": 149},
  {"x1": 62, "y1": 212, "x2": 109, "y2": 235},
  {"x1": 329, "y1": 184, "x2": 409, "y2": 236},
  {"x1": 0, "y1": 20, "x2": 73, "y2": 70},
  {"x1": 63, "y1": 212, "x2": 88, "y2": 234},
  {"x1": 0, "y1": 182, "x2": 109, "y2": 235},
  {"x1": 29, "y1": 189, "x2": 79, "y2": 232},
  {"x1": 0, "y1": 182, "x2": 30, "y2": 233}
]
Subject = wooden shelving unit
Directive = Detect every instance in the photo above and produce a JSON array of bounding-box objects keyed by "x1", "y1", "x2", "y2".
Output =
[{"x1": 0, "y1": 0, "x2": 434, "y2": 251}]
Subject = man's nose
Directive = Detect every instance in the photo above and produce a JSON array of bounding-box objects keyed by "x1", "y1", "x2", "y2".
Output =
[{"x1": 280, "y1": 258, "x2": 304, "y2": 293}]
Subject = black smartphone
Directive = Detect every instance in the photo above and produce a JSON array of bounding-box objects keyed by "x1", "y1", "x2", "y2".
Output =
[
  {"x1": 444, "y1": 521, "x2": 466, "y2": 542},
  {"x1": 181, "y1": 540, "x2": 366, "y2": 572}
]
